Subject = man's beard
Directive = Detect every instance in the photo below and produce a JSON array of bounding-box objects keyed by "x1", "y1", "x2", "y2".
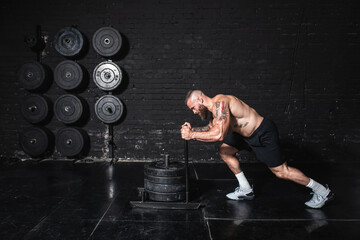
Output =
[{"x1": 198, "y1": 105, "x2": 209, "y2": 121}]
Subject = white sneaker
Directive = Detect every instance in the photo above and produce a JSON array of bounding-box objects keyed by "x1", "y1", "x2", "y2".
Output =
[
  {"x1": 226, "y1": 187, "x2": 255, "y2": 200},
  {"x1": 305, "y1": 185, "x2": 334, "y2": 209}
]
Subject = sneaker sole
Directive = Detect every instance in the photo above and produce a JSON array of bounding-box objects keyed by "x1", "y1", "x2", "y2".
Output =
[
  {"x1": 226, "y1": 194, "x2": 255, "y2": 201},
  {"x1": 305, "y1": 192, "x2": 335, "y2": 209}
]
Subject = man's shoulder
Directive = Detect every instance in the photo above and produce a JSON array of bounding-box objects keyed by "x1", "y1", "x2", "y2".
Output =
[{"x1": 213, "y1": 94, "x2": 232, "y2": 103}]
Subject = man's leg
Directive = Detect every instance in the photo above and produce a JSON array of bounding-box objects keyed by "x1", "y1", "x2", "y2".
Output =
[
  {"x1": 219, "y1": 143, "x2": 242, "y2": 174},
  {"x1": 269, "y1": 162, "x2": 310, "y2": 186},
  {"x1": 219, "y1": 143, "x2": 254, "y2": 200},
  {"x1": 270, "y1": 162, "x2": 334, "y2": 208}
]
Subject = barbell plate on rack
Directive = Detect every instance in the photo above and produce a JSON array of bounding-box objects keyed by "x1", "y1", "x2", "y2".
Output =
[
  {"x1": 144, "y1": 161, "x2": 185, "y2": 177},
  {"x1": 54, "y1": 94, "x2": 83, "y2": 124},
  {"x1": 21, "y1": 94, "x2": 51, "y2": 124},
  {"x1": 24, "y1": 34, "x2": 45, "y2": 51},
  {"x1": 95, "y1": 95, "x2": 123, "y2": 124},
  {"x1": 93, "y1": 61, "x2": 122, "y2": 91},
  {"x1": 56, "y1": 127, "x2": 87, "y2": 157},
  {"x1": 24, "y1": 35, "x2": 38, "y2": 49},
  {"x1": 54, "y1": 60, "x2": 83, "y2": 90},
  {"x1": 54, "y1": 27, "x2": 84, "y2": 57},
  {"x1": 92, "y1": 27, "x2": 122, "y2": 57},
  {"x1": 20, "y1": 126, "x2": 53, "y2": 157},
  {"x1": 18, "y1": 61, "x2": 48, "y2": 91}
]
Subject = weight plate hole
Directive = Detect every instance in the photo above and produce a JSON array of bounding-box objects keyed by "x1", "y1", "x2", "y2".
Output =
[
  {"x1": 64, "y1": 106, "x2": 72, "y2": 112},
  {"x1": 104, "y1": 72, "x2": 111, "y2": 79},
  {"x1": 66, "y1": 139, "x2": 72, "y2": 145},
  {"x1": 26, "y1": 37, "x2": 34, "y2": 43},
  {"x1": 29, "y1": 106, "x2": 37, "y2": 112},
  {"x1": 106, "y1": 107, "x2": 113, "y2": 114}
]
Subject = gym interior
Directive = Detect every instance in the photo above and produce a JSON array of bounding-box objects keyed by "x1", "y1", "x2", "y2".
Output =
[{"x1": 0, "y1": 0, "x2": 359, "y2": 239}]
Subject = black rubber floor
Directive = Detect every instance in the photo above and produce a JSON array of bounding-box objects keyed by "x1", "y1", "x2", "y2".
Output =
[{"x1": 0, "y1": 160, "x2": 359, "y2": 239}]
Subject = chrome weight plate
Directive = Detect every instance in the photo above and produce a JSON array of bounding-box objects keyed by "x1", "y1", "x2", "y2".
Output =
[{"x1": 93, "y1": 61, "x2": 122, "y2": 91}]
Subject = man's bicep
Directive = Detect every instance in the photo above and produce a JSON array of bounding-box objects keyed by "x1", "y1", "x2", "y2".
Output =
[
  {"x1": 215, "y1": 101, "x2": 230, "y2": 120},
  {"x1": 214, "y1": 100, "x2": 231, "y2": 135}
]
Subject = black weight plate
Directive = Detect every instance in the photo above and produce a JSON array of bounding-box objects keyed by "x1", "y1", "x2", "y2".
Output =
[
  {"x1": 18, "y1": 61, "x2": 47, "y2": 91},
  {"x1": 144, "y1": 174, "x2": 185, "y2": 184},
  {"x1": 54, "y1": 94, "x2": 83, "y2": 124},
  {"x1": 144, "y1": 179, "x2": 185, "y2": 193},
  {"x1": 95, "y1": 95, "x2": 123, "y2": 124},
  {"x1": 54, "y1": 60, "x2": 83, "y2": 90},
  {"x1": 92, "y1": 27, "x2": 122, "y2": 57},
  {"x1": 54, "y1": 27, "x2": 84, "y2": 57},
  {"x1": 21, "y1": 94, "x2": 51, "y2": 124},
  {"x1": 146, "y1": 189, "x2": 185, "y2": 202},
  {"x1": 56, "y1": 127, "x2": 86, "y2": 157},
  {"x1": 144, "y1": 161, "x2": 185, "y2": 177},
  {"x1": 93, "y1": 61, "x2": 122, "y2": 91},
  {"x1": 24, "y1": 35, "x2": 45, "y2": 51},
  {"x1": 20, "y1": 126, "x2": 52, "y2": 157},
  {"x1": 24, "y1": 35, "x2": 37, "y2": 48}
]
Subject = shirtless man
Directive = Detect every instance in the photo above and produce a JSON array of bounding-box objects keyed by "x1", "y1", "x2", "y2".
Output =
[{"x1": 181, "y1": 90, "x2": 334, "y2": 208}]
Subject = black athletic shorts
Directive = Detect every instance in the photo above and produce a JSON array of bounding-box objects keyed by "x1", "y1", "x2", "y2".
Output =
[{"x1": 223, "y1": 118, "x2": 284, "y2": 168}]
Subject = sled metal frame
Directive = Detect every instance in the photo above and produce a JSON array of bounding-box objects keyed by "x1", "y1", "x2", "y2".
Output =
[{"x1": 130, "y1": 140, "x2": 202, "y2": 210}]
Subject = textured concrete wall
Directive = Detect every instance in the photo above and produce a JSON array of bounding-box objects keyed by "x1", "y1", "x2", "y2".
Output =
[{"x1": 0, "y1": 0, "x2": 359, "y2": 163}]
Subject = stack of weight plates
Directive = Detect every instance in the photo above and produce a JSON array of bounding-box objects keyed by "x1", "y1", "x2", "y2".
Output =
[{"x1": 144, "y1": 160, "x2": 186, "y2": 202}]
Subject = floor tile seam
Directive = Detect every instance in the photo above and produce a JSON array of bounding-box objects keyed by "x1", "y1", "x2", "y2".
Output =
[
  {"x1": 204, "y1": 217, "x2": 360, "y2": 222},
  {"x1": 87, "y1": 192, "x2": 120, "y2": 240},
  {"x1": 202, "y1": 207, "x2": 213, "y2": 240},
  {"x1": 206, "y1": 220, "x2": 214, "y2": 240},
  {"x1": 22, "y1": 198, "x2": 67, "y2": 238},
  {"x1": 191, "y1": 162, "x2": 199, "y2": 180}
]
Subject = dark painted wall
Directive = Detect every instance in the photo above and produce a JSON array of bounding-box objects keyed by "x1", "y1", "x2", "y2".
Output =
[{"x1": 0, "y1": 0, "x2": 359, "y2": 163}]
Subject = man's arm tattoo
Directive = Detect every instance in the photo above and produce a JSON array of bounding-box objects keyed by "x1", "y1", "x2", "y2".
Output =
[
  {"x1": 192, "y1": 125, "x2": 211, "y2": 132},
  {"x1": 215, "y1": 101, "x2": 228, "y2": 120}
]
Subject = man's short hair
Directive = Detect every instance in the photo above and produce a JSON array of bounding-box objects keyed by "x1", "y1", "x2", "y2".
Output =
[
  {"x1": 185, "y1": 90, "x2": 196, "y2": 105},
  {"x1": 185, "y1": 90, "x2": 203, "y2": 105}
]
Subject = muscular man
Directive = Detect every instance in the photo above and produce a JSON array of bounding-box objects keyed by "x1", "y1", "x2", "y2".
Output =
[{"x1": 181, "y1": 90, "x2": 334, "y2": 208}]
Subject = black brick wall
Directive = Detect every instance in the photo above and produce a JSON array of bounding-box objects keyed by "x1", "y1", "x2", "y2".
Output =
[{"x1": 0, "y1": 0, "x2": 359, "y2": 163}]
